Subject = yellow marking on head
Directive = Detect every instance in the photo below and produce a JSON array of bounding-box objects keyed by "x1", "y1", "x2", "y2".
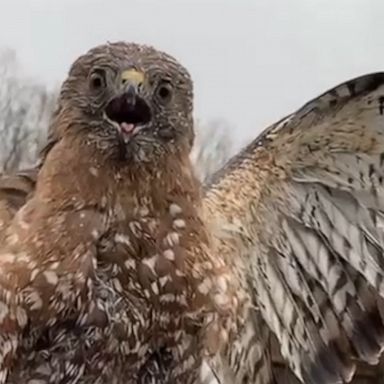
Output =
[{"x1": 121, "y1": 69, "x2": 145, "y2": 86}]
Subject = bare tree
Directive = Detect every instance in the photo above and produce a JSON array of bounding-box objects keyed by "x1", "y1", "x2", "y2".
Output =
[
  {"x1": 0, "y1": 48, "x2": 57, "y2": 172},
  {"x1": 191, "y1": 118, "x2": 235, "y2": 182}
]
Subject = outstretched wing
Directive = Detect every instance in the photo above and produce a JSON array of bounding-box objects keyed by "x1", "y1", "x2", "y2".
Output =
[{"x1": 203, "y1": 73, "x2": 384, "y2": 383}]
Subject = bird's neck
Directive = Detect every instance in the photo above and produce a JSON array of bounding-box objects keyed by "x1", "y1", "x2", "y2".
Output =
[
  {"x1": 34, "y1": 133, "x2": 119, "y2": 210},
  {"x1": 125, "y1": 146, "x2": 201, "y2": 207}
]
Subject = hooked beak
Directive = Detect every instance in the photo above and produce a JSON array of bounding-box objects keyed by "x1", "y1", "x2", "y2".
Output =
[{"x1": 105, "y1": 69, "x2": 151, "y2": 141}]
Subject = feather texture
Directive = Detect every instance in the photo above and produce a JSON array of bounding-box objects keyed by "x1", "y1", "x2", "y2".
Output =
[
  {"x1": 3, "y1": 72, "x2": 384, "y2": 383},
  {"x1": 204, "y1": 73, "x2": 384, "y2": 383}
]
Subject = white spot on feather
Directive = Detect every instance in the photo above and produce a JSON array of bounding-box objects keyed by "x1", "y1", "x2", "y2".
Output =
[
  {"x1": 124, "y1": 259, "x2": 136, "y2": 269},
  {"x1": 159, "y1": 275, "x2": 170, "y2": 287},
  {"x1": 198, "y1": 278, "x2": 212, "y2": 295},
  {"x1": 202, "y1": 261, "x2": 214, "y2": 270},
  {"x1": 1, "y1": 337, "x2": 17, "y2": 360},
  {"x1": 15, "y1": 307, "x2": 27, "y2": 327},
  {"x1": 112, "y1": 278, "x2": 123, "y2": 293},
  {"x1": 163, "y1": 249, "x2": 175, "y2": 261},
  {"x1": 169, "y1": 203, "x2": 182, "y2": 216},
  {"x1": 151, "y1": 282, "x2": 159, "y2": 295},
  {"x1": 164, "y1": 232, "x2": 180, "y2": 247},
  {"x1": 115, "y1": 233, "x2": 131, "y2": 246},
  {"x1": 216, "y1": 276, "x2": 228, "y2": 292},
  {"x1": 160, "y1": 293, "x2": 176, "y2": 303},
  {"x1": 7, "y1": 234, "x2": 19, "y2": 245},
  {"x1": 43, "y1": 271, "x2": 59, "y2": 285},
  {"x1": 30, "y1": 269, "x2": 39, "y2": 281},
  {"x1": 129, "y1": 221, "x2": 142, "y2": 238},
  {"x1": 16, "y1": 252, "x2": 29, "y2": 262},
  {"x1": 147, "y1": 218, "x2": 158, "y2": 233},
  {"x1": 139, "y1": 206, "x2": 149, "y2": 217},
  {"x1": 0, "y1": 301, "x2": 9, "y2": 323},
  {"x1": 142, "y1": 254, "x2": 158, "y2": 274},
  {"x1": 89, "y1": 167, "x2": 99, "y2": 176},
  {"x1": 28, "y1": 261, "x2": 38, "y2": 269},
  {"x1": 0, "y1": 253, "x2": 15, "y2": 263},
  {"x1": 173, "y1": 219, "x2": 186, "y2": 229},
  {"x1": 25, "y1": 290, "x2": 43, "y2": 311},
  {"x1": 213, "y1": 292, "x2": 230, "y2": 309}
]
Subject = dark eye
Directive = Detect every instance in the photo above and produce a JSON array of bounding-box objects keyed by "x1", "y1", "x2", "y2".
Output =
[
  {"x1": 89, "y1": 70, "x2": 106, "y2": 91},
  {"x1": 156, "y1": 82, "x2": 173, "y2": 103}
]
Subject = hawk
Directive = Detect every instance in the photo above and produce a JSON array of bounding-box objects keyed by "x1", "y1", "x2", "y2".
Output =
[
  {"x1": 3, "y1": 52, "x2": 384, "y2": 384},
  {"x1": 0, "y1": 42, "x2": 239, "y2": 383}
]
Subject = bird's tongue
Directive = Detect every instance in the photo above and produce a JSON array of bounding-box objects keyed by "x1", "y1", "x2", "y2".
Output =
[{"x1": 120, "y1": 122, "x2": 135, "y2": 134}]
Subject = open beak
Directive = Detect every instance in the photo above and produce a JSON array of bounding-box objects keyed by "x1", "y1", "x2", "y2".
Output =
[{"x1": 105, "y1": 69, "x2": 151, "y2": 141}]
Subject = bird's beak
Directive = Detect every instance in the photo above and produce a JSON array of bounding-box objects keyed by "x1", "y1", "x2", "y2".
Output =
[
  {"x1": 119, "y1": 69, "x2": 144, "y2": 111},
  {"x1": 105, "y1": 69, "x2": 151, "y2": 141},
  {"x1": 121, "y1": 69, "x2": 145, "y2": 90}
]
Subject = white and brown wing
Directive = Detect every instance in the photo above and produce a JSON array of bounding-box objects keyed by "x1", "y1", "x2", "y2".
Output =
[{"x1": 204, "y1": 73, "x2": 384, "y2": 383}]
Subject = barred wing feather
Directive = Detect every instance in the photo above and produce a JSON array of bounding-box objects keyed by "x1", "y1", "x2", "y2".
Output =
[{"x1": 204, "y1": 73, "x2": 384, "y2": 383}]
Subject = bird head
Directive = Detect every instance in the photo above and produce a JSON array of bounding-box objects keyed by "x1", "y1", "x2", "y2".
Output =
[{"x1": 57, "y1": 42, "x2": 194, "y2": 162}]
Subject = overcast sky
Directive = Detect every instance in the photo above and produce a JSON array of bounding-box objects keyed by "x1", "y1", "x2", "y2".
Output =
[{"x1": 0, "y1": 0, "x2": 383, "y2": 145}]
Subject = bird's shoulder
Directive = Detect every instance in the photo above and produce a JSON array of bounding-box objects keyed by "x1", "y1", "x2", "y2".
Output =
[{"x1": 205, "y1": 72, "x2": 384, "y2": 219}]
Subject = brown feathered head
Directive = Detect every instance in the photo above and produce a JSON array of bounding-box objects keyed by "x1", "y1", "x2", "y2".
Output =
[{"x1": 50, "y1": 41, "x2": 194, "y2": 162}]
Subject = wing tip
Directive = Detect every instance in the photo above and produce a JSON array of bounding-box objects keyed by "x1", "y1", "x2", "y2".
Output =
[
  {"x1": 342, "y1": 72, "x2": 384, "y2": 97},
  {"x1": 349, "y1": 306, "x2": 384, "y2": 365},
  {"x1": 304, "y1": 341, "x2": 356, "y2": 384},
  {"x1": 291, "y1": 71, "x2": 384, "y2": 122},
  {"x1": 302, "y1": 306, "x2": 384, "y2": 384}
]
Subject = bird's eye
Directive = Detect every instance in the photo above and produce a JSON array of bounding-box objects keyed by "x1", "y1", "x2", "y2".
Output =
[
  {"x1": 89, "y1": 70, "x2": 106, "y2": 91},
  {"x1": 156, "y1": 82, "x2": 173, "y2": 104}
]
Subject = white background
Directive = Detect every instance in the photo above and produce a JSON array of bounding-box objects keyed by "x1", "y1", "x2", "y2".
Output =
[{"x1": 0, "y1": 0, "x2": 382, "y2": 145}]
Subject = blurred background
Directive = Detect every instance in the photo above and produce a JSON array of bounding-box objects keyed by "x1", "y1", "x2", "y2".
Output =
[{"x1": 0, "y1": 0, "x2": 383, "y2": 179}]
